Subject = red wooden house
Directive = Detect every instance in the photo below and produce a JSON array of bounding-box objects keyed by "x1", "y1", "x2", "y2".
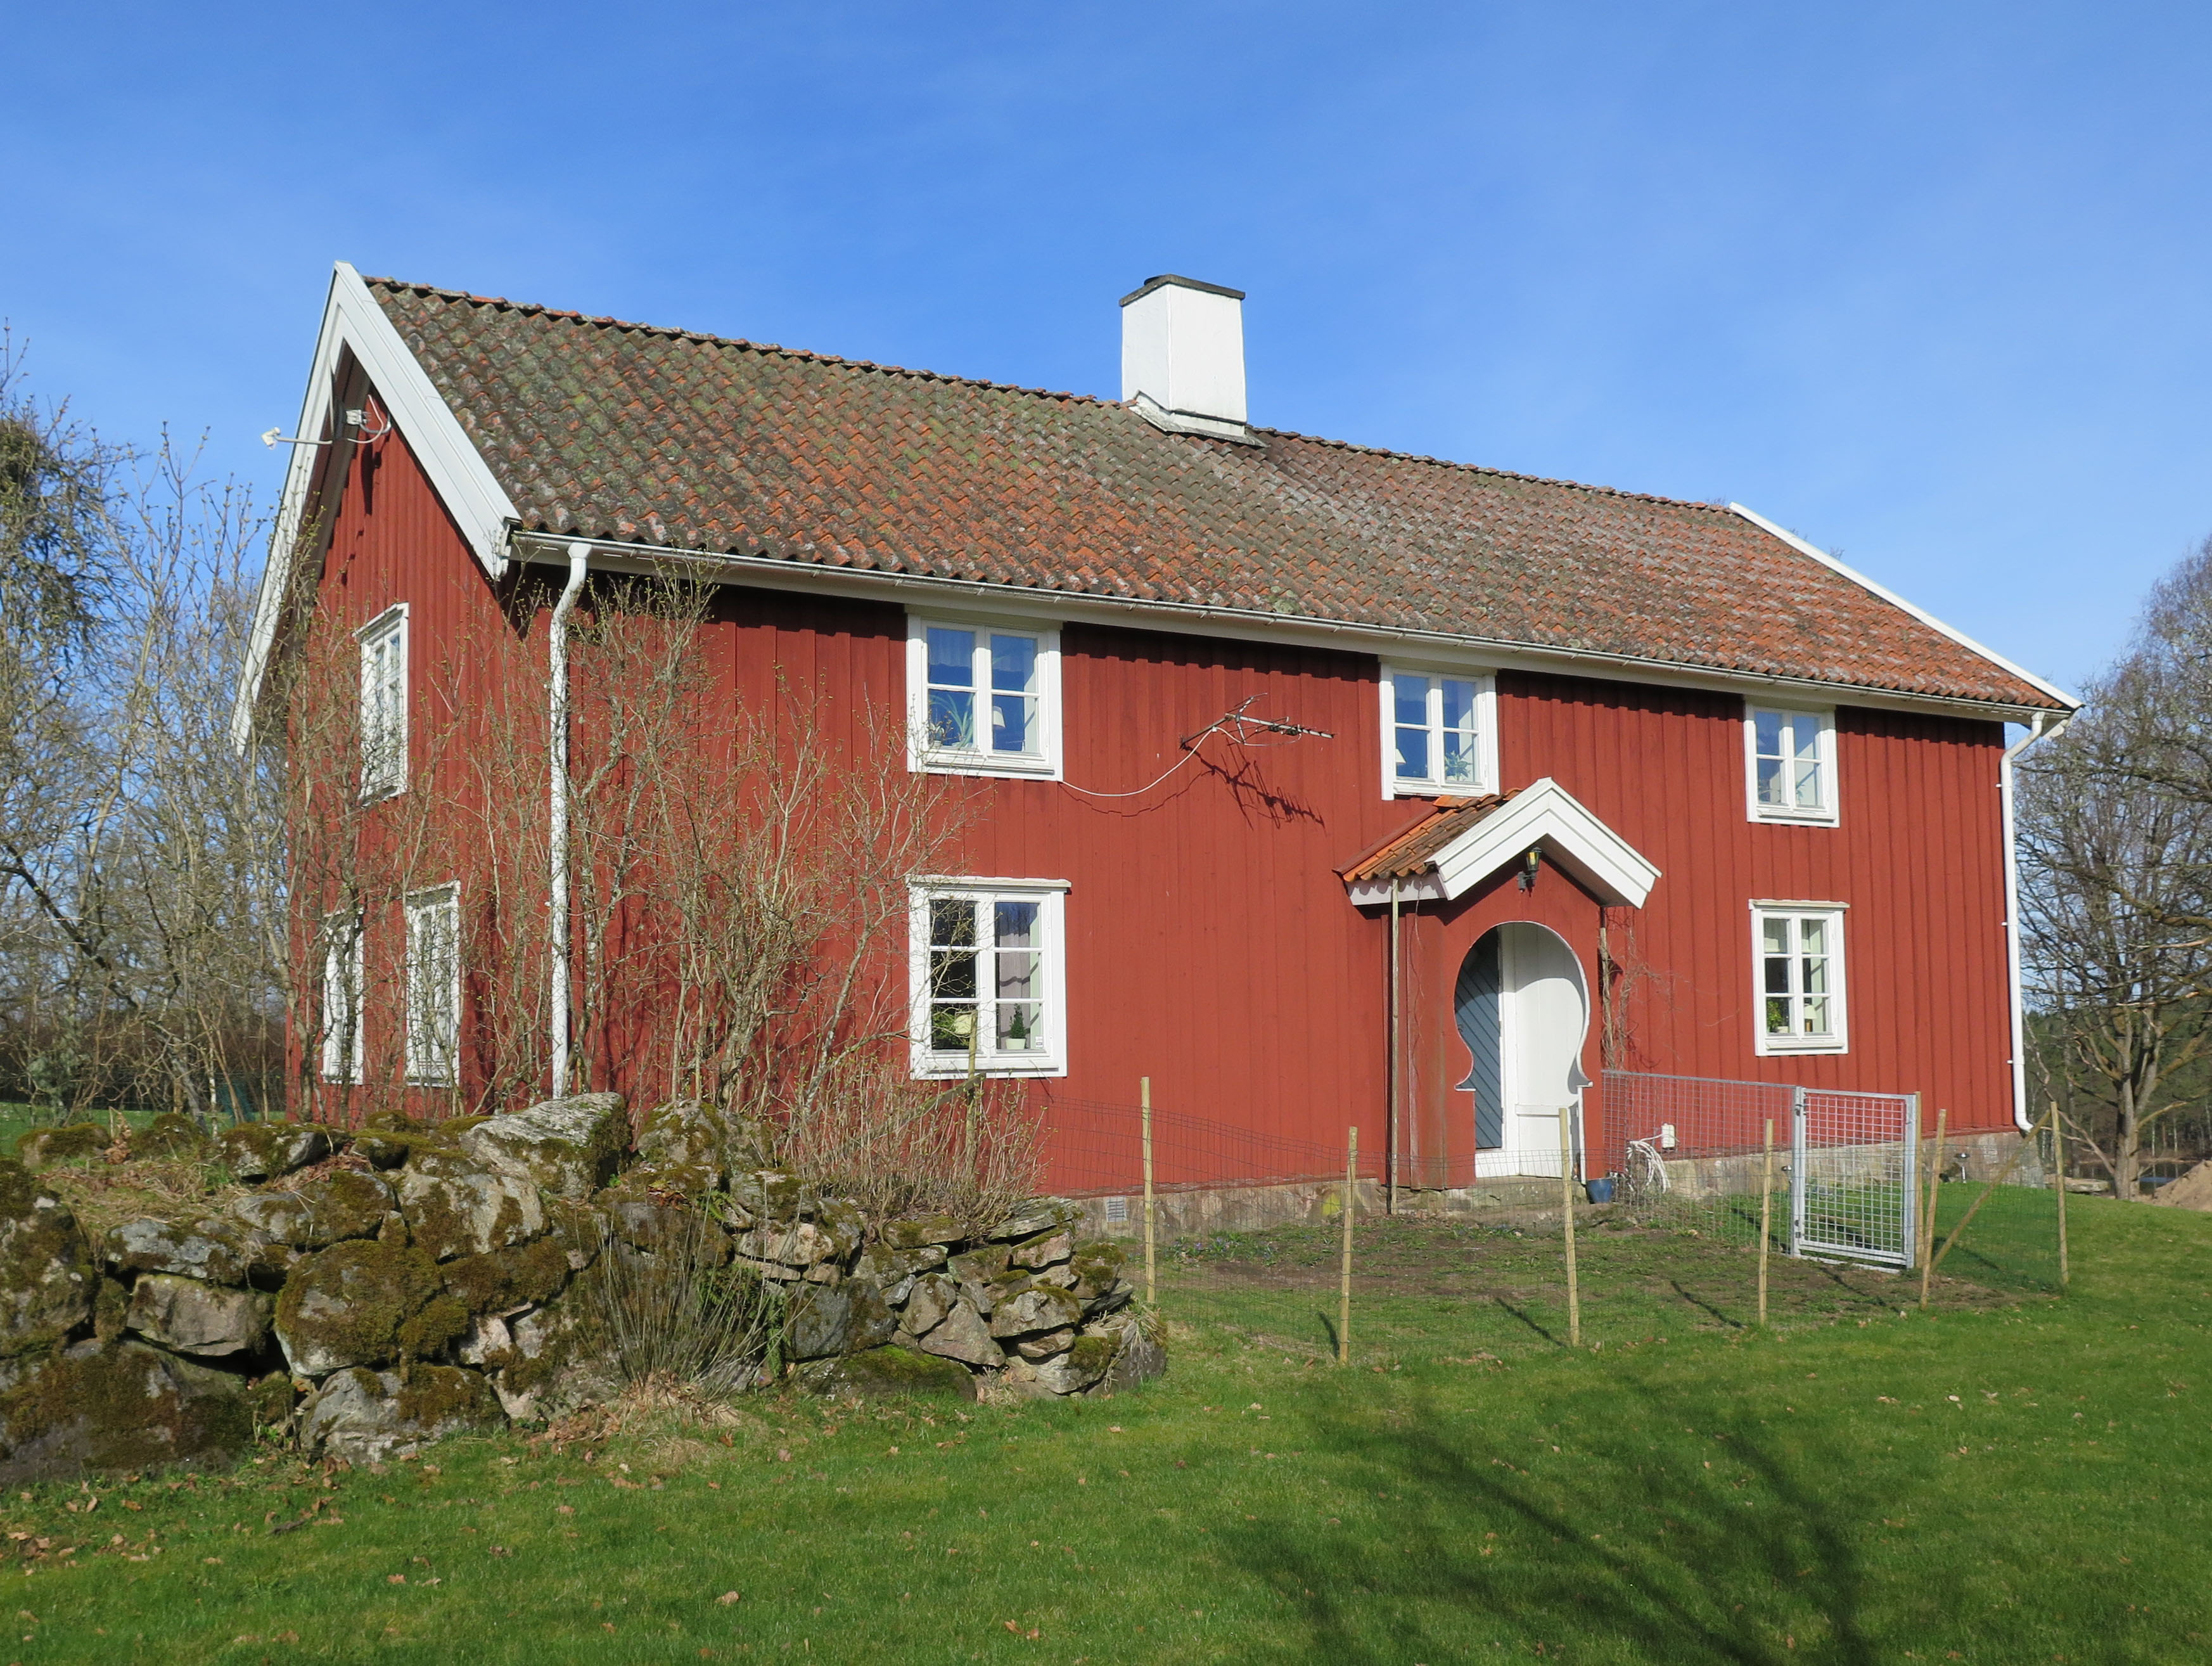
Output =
[{"x1": 237, "y1": 264, "x2": 2076, "y2": 1203}]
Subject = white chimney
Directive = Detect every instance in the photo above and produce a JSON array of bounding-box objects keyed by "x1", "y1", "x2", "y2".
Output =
[{"x1": 1120, "y1": 274, "x2": 1253, "y2": 442}]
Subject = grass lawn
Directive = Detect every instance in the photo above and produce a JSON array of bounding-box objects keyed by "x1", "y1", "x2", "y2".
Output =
[{"x1": 1, "y1": 1187, "x2": 2204, "y2": 1663}]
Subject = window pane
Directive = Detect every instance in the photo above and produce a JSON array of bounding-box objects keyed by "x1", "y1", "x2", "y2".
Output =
[
  {"x1": 1754, "y1": 709, "x2": 1782, "y2": 759},
  {"x1": 1764, "y1": 996, "x2": 1793, "y2": 1035},
  {"x1": 996, "y1": 1002, "x2": 1042, "y2": 1052},
  {"x1": 928, "y1": 688, "x2": 975, "y2": 749},
  {"x1": 1395, "y1": 726, "x2": 1429, "y2": 781},
  {"x1": 990, "y1": 635, "x2": 1037, "y2": 693},
  {"x1": 994, "y1": 900, "x2": 1037, "y2": 949},
  {"x1": 1763, "y1": 956, "x2": 1792, "y2": 997},
  {"x1": 926, "y1": 627, "x2": 975, "y2": 687},
  {"x1": 930, "y1": 899, "x2": 976, "y2": 949},
  {"x1": 1801, "y1": 996, "x2": 1830, "y2": 1035},
  {"x1": 991, "y1": 692, "x2": 1035, "y2": 754},
  {"x1": 1441, "y1": 729, "x2": 1475, "y2": 783},
  {"x1": 1761, "y1": 917, "x2": 1790, "y2": 956},
  {"x1": 1798, "y1": 918, "x2": 1825, "y2": 956},
  {"x1": 1440, "y1": 679, "x2": 1476, "y2": 732},
  {"x1": 1756, "y1": 755, "x2": 1786, "y2": 806},
  {"x1": 1793, "y1": 755, "x2": 1823, "y2": 809},
  {"x1": 1802, "y1": 954, "x2": 1829, "y2": 996},
  {"x1": 930, "y1": 1003, "x2": 977, "y2": 1051},
  {"x1": 1393, "y1": 674, "x2": 1429, "y2": 727}
]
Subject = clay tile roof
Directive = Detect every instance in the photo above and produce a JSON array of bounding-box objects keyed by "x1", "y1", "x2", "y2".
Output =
[
  {"x1": 363, "y1": 278, "x2": 2068, "y2": 712},
  {"x1": 1338, "y1": 795, "x2": 1515, "y2": 882}
]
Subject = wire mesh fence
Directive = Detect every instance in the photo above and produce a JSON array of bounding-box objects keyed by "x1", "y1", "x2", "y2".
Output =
[{"x1": 1033, "y1": 1075, "x2": 2066, "y2": 1367}]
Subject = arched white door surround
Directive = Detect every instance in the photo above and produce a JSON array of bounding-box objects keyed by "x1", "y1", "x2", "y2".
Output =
[{"x1": 1454, "y1": 922, "x2": 1592, "y2": 1179}]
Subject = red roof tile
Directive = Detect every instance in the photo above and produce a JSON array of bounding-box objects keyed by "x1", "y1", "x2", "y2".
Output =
[
  {"x1": 365, "y1": 279, "x2": 2066, "y2": 712},
  {"x1": 1338, "y1": 795, "x2": 1515, "y2": 882}
]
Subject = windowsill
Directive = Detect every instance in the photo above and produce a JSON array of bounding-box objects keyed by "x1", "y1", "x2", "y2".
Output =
[
  {"x1": 359, "y1": 783, "x2": 407, "y2": 806},
  {"x1": 1749, "y1": 805, "x2": 1839, "y2": 828},
  {"x1": 912, "y1": 1056, "x2": 1066, "y2": 1080},
  {"x1": 916, "y1": 750, "x2": 1061, "y2": 781},
  {"x1": 1390, "y1": 780, "x2": 1489, "y2": 799},
  {"x1": 1756, "y1": 1035, "x2": 1848, "y2": 1056}
]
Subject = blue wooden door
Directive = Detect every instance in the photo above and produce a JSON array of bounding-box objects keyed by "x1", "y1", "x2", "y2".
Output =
[{"x1": 1454, "y1": 932, "x2": 1504, "y2": 1148}]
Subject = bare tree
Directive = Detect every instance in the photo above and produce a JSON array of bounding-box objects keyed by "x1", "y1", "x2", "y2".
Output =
[{"x1": 2020, "y1": 537, "x2": 2212, "y2": 1195}]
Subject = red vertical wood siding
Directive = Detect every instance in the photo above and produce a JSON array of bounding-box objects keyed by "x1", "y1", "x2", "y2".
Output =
[{"x1": 302, "y1": 422, "x2": 2017, "y2": 1172}]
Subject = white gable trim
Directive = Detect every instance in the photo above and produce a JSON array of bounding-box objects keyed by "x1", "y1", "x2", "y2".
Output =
[
  {"x1": 1344, "y1": 778, "x2": 1660, "y2": 909},
  {"x1": 1727, "y1": 503, "x2": 2080, "y2": 712},
  {"x1": 231, "y1": 262, "x2": 517, "y2": 746}
]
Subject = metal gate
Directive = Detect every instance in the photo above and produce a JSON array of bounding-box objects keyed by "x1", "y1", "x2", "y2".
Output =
[
  {"x1": 1604, "y1": 1070, "x2": 1919, "y2": 1268},
  {"x1": 1791, "y1": 1087, "x2": 1919, "y2": 1267}
]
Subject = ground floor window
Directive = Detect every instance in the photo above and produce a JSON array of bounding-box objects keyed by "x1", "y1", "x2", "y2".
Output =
[
  {"x1": 406, "y1": 885, "x2": 461, "y2": 1086},
  {"x1": 909, "y1": 878, "x2": 1068, "y2": 1077},
  {"x1": 320, "y1": 911, "x2": 363, "y2": 1085},
  {"x1": 1753, "y1": 904, "x2": 1847, "y2": 1054}
]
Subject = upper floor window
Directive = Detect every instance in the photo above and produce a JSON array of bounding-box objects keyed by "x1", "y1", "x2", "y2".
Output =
[
  {"x1": 907, "y1": 616, "x2": 1062, "y2": 779},
  {"x1": 359, "y1": 605, "x2": 408, "y2": 800},
  {"x1": 1744, "y1": 703, "x2": 1836, "y2": 825},
  {"x1": 320, "y1": 911, "x2": 363, "y2": 1086},
  {"x1": 406, "y1": 884, "x2": 461, "y2": 1087},
  {"x1": 909, "y1": 878, "x2": 1068, "y2": 1077},
  {"x1": 1753, "y1": 903, "x2": 1848, "y2": 1054},
  {"x1": 1383, "y1": 666, "x2": 1497, "y2": 796}
]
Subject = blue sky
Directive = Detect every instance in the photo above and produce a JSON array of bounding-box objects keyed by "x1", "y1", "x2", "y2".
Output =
[{"x1": 6, "y1": 2, "x2": 2208, "y2": 696}]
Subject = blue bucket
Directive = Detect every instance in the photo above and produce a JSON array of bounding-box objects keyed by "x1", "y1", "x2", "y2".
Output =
[{"x1": 1585, "y1": 1177, "x2": 1616, "y2": 1204}]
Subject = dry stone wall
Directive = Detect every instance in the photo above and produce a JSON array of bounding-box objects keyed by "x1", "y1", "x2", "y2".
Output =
[{"x1": 0, "y1": 1096, "x2": 1161, "y2": 1480}]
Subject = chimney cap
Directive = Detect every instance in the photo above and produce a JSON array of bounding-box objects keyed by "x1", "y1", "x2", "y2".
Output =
[{"x1": 1119, "y1": 273, "x2": 1247, "y2": 308}]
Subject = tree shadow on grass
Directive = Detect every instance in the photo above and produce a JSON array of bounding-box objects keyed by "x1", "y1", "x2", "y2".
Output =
[{"x1": 1222, "y1": 1369, "x2": 1894, "y2": 1665}]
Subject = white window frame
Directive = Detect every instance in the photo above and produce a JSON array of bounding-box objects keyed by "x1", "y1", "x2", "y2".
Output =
[
  {"x1": 404, "y1": 883, "x2": 462, "y2": 1087},
  {"x1": 357, "y1": 604, "x2": 409, "y2": 802},
  {"x1": 1751, "y1": 902, "x2": 1849, "y2": 1056},
  {"x1": 1380, "y1": 663, "x2": 1498, "y2": 798},
  {"x1": 905, "y1": 613, "x2": 1063, "y2": 780},
  {"x1": 907, "y1": 877, "x2": 1070, "y2": 1079},
  {"x1": 319, "y1": 910, "x2": 364, "y2": 1086},
  {"x1": 1742, "y1": 702, "x2": 1838, "y2": 826}
]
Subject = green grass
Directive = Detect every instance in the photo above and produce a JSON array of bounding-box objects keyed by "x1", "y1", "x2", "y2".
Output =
[{"x1": 2, "y1": 1190, "x2": 2206, "y2": 1663}]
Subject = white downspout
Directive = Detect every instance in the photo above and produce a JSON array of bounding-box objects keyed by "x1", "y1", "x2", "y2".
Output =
[
  {"x1": 2002, "y1": 710, "x2": 2071, "y2": 1131},
  {"x1": 548, "y1": 542, "x2": 591, "y2": 1099}
]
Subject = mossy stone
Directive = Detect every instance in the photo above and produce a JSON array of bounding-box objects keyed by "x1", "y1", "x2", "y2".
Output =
[
  {"x1": 273, "y1": 1238, "x2": 442, "y2": 1375},
  {"x1": 299, "y1": 1362, "x2": 503, "y2": 1461},
  {"x1": 0, "y1": 1339, "x2": 252, "y2": 1482},
  {"x1": 459, "y1": 1093, "x2": 626, "y2": 1203},
  {"x1": 103, "y1": 1217, "x2": 259, "y2": 1287},
  {"x1": 134, "y1": 1113, "x2": 208, "y2": 1162},
  {"x1": 218, "y1": 1122, "x2": 331, "y2": 1183},
  {"x1": 16, "y1": 1125, "x2": 108, "y2": 1172},
  {"x1": 393, "y1": 1150, "x2": 545, "y2": 1262},
  {"x1": 984, "y1": 1199, "x2": 1083, "y2": 1243},
  {"x1": 397, "y1": 1293, "x2": 470, "y2": 1361},
  {"x1": 440, "y1": 1238, "x2": 569, "y2": 1317},
  {"x1": 246, "y1": 1372, "x2": 297, "y2": 1432},
  {"x1": 490, "y1": 1283, "x2": 618, "y2": 1421},
  {"x1": 124, "y1": 1274, "x2": 272, "y2": 1358},
  {"x1": 229, "y1": 1169, "x2": 395, "y2": 1250},
  {"x1": 881, "y1": 1213, "x2": 966, "y2": 1251},
  {"x1": 796, "y1": 1345, "x2": 976, "y2": 1402},
  {"x1": 0, "y1": 1162, "x2": 93, "y2": 1356}
]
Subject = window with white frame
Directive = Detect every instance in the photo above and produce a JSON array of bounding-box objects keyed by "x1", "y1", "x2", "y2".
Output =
[
  {"x1": 1744, "y1": 703, "x2": 1837, "y2": 824},
  {"x1": 1753, "y1": 904, "x2": 1847, "y2": 1053},
  {"x1": 1383, "y1": 666, "x2": 1496, "y2": 795},
  {"x1": 319, "y1": 911, "x2": 363, "y2": 1086},
  {"x1": 909, "y1": 880, "x2": 1068, "y2": 1077},
  {"x1": 359, "y1": 606, "x2": 409, "y2": 799},
  {"x1": 907, "y1": 617, "x2": 1061, "y2": 778},
  {"x1": 405, "y1": 885, "x2": 461, "y2": 1087}
]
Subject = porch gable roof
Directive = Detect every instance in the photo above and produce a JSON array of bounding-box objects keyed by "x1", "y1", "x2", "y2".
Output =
[{"x1": 1339, "y1": 778, "x2": 1660, "y2": 909}]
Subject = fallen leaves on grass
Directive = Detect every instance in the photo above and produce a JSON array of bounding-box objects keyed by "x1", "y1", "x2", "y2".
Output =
[{"x1": 717, "y1": 1592, "x2": 741, "y2": 1605}]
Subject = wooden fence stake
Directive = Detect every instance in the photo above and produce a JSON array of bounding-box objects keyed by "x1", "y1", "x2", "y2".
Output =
[
  {"x1": 2054, "y1": 1102, "x2": 2069, "y2": 1292},
  {"x1": 1141, "y1": 1077, "x2": 1156, "y2": 1307},
  {"x1": 1919, "y1": 1105, "x2": 1948, "y2": 1309},
  {"x1": 1338, "y1": 1126, "x2": 1357, "y2": 1366},
  {"x1": 1758, "y1": 1117, "x2": 1775, "y2": 1328},
  {"x1": 1559, "y1": 1108, "x2": 1582, "y2": 1349},
  {"x1": 1929, "y1": 1106, "x2": 2052, "y2": 1279}
]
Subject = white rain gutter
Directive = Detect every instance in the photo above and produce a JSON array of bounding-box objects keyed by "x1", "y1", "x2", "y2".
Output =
[
  {"x1": 2002, "y1": 710, "x2": 2070, "y2": 1130},
  {"x1": 547, "y1": 542, "x2": 591, "y2": 1098}
]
